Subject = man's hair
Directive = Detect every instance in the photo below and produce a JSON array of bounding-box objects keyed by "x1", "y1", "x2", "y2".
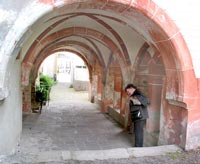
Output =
[
  {"x1": 124, "y1": 83, "x2": 137, "y2": 91},
  {"x1": 125, "y1": 83, "x2": 142, "y2": 95}
]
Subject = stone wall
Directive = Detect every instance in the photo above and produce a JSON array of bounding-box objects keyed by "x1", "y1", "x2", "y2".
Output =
[
  {"x1": 0, "y1": 60, "x2": 22, "y2": 155},
  {"x1": 73, "y1": 80, "x2": 89, "y2": 91}
]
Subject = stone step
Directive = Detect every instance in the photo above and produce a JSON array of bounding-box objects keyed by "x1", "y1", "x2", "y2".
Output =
[{"x1": 1, "y1": 145, "x2": 182, "y2": 163}]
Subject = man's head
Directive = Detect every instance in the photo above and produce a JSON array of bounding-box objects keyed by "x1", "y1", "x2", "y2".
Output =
[{"x1": 125, "y1": 84, "x2": 137, "y2": 97}]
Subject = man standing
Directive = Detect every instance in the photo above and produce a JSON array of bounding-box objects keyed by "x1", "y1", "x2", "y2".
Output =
[{"x1": 125, "y1": 84, "x2": 149, "y2": 147}]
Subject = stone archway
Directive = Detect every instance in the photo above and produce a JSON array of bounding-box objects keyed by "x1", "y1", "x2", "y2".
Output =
[
  {"x1": 133, "y1": 43, "x2": 166, "y2": 146},
  {"x1": 22, "y1": 49, "x2": 95, "y2": 113},
  {"x1": 17, "y1": 0, "x2": 200, "y2": 150},
  {"x1": 102, "y1": 55, "x2": 124, "y2": 124},
  {"x1": 1, "y1": 0, "x2": 200, "y2": 156}
]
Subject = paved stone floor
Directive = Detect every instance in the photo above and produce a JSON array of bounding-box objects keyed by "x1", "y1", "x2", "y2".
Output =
[
  {"x1": 0, "y1": 83, "x2": 133, "y2": 162},
  {"x1": 20, "y1": 84, "x2": 133, "y2": 153},
  {"x1": 0, "y1": 83, "x2": 190, "y2": 163}
]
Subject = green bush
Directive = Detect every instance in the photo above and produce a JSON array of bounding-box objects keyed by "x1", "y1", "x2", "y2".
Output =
[
  {"x1": 36, "y1": 74, "x2": 56, "y2": 102},
  {"x1": 40, "y1": 74, "x2": 55, "y2": 87}
]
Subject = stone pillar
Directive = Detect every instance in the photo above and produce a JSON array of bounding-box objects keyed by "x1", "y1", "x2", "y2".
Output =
[
  {"x1": 101, "y1": 69, "x2": 114, "y2": 112},
  {"x1": 22, "y1": 85, "x2": 32, "y2": 113},
  {"x1": 97, "y1": 68, "x2": 102, "y2": 100},
  {"x1": 158, "y1": 75, "x2": 188, "y2": 148},
  {"x1": 113, "y1": 70, "x2": 122, "y2": 109},
  {"x1": 91, "y1": 74, "x2": 97, "y2": 103}
]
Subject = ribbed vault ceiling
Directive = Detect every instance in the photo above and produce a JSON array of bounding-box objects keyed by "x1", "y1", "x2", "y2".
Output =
[{"x1": 22, "y1": 5, "x2": 147, "y2": 74}]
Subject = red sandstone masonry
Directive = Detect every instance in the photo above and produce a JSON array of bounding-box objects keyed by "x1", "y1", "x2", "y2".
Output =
[{"x1": 20, "y1": 0, "x2": 199, "y2": 150}]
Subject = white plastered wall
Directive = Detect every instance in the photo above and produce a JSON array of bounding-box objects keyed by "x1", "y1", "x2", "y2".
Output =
[
  {"x1": 0, "y1": 0, "x2": 49, "y2": 156},
  {"x1": 153, "y1": 0, "x2": 200, "y2": 77},
  {"x1": 0, "y1": 59, "x2": 22, "y2": 156}
]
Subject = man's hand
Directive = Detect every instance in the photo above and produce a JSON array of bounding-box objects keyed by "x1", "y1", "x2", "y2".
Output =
[{"x1": 130, "y1": 96, "x2": 141, "y2": 105}]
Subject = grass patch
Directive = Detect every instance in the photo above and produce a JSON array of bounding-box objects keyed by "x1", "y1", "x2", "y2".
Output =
[{"x1": 167, "y1": 150, "x2": 186, "y2": 160}]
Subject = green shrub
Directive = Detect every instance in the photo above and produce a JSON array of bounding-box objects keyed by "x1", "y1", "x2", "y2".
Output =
[
  {"x1": 36, "y1": 74, "x2": 56, "y2": 102},
  {"x1": 40, "y1": 74, "x2": 55, "y2": 87}
]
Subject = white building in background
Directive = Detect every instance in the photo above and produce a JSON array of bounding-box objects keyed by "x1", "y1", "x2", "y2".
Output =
[
  {"x1": 40, "y1": 52, "x2": 89, "y2": 90},
  {"x1": 40, "y1": 54, "x2": 56, "y2": 78},
  {"x1": 56, "y1": 53, "x2": 72, "y2": 83}
]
